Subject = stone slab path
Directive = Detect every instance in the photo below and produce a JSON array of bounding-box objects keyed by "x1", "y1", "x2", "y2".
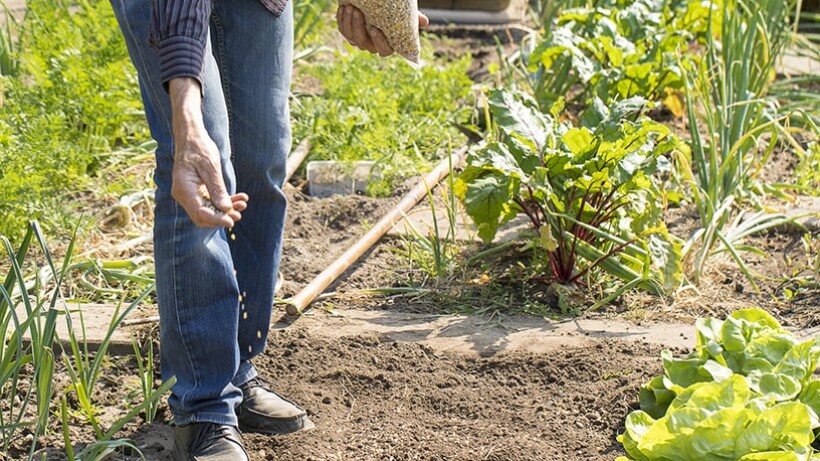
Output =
[{"x1": 13, "y1": 301, "x2": 820, "y2": 357}]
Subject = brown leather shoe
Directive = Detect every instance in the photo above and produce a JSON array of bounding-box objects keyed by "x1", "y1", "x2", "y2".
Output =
[
  {"x1": 173, "y1": 423, "x2": 249, "y2": 461},
  {"x1": 237, "y1": 377, "x2": 315, "y2": 435}
]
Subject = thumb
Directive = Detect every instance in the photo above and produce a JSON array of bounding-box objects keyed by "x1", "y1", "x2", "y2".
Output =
[{"x1": 419, "y1": 12, "x2": 429, "y2": 29}]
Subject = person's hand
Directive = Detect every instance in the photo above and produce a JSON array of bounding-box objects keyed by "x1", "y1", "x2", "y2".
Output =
[
  {"x1": 336, "y1": 4, "x2": 429, "y2": 57},
  {"x1": 169, "y1": 78, "x2": 248, "y2": 228}
]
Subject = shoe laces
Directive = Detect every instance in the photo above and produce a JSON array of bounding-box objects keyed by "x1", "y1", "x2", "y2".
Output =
[{"x1": 190, "y1": 423, "x2": 241, "y2": 452}]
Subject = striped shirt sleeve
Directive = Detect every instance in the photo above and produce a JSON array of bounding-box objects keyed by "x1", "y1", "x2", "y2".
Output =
[{"x1": 149, "y1": 0, "x2": 211, "y2": 91}]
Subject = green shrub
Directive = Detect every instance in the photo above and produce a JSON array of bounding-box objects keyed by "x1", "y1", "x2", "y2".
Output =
[{"x1": 456, "y1": 89, "x2": 683, "y2": 294}]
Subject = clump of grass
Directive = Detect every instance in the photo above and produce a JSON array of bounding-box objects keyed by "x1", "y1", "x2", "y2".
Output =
[
  {"x1": 1, "y1": 222, "x2": 172, "y2": 460},
  {"x1": 677, "y1": 0, "x2": 796, "y2": 287}
]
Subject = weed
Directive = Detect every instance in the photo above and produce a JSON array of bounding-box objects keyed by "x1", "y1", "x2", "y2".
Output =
[
  {"x1": 0, "y1": 0, "x2": 147, "y2": 241},
  {"x1": 397, "y1": 147, "x2": 467, "y2": 286}
]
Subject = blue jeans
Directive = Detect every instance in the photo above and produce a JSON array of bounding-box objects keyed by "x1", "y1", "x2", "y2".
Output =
[{"x1": 110, "y1": 0, "x2": 293, "y2": 426}]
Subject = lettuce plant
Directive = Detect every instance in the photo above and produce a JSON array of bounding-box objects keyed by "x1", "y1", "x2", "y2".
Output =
[
  {"x1": 456, "y1": 89, "x2": 682, "y2": 292},
  {"x1": 619, "y1": 308, "x2": 820, "y2": 460}
]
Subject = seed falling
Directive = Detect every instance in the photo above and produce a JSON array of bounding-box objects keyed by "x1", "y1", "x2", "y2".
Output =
[
  {"x1": 248, "y1": 345, "x2": 253, "y2": 353},
  {"x1": 230, "y1": 233, "x2": 236, "y2": 241},
  {"x1": 238, "y1": 294, "x2": 243, "y2": 302},
  {"x1": 243, "y1": 312, "x2": 248, "y2": 320},
  {"x1": 257, "y1": 330, "x2": 262, "y2": 339}
]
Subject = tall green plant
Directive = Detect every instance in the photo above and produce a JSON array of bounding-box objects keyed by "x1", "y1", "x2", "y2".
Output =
[
  {"x1": 0, "y1": 1, "x2": 21, "y2": 78},
  {"x1": 397, "y1": 148, "x2": 465, "y2": 285},
  {"x1": 293, "y1": 0, "x2": 332, "y2": 60},
  {"x1": 0, "y1": 222, "x2": 65, "y2": 458},
  {"x1": 1, "y1": 222, "x2": 171, "y2": 459},
  {"x1": 679, "y1": 0, "x2": 794, "y2": 285}
]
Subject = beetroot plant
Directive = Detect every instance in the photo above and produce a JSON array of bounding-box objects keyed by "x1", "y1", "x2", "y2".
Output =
[{"x1": 456, "y1": 89, "x2": 682, "y2": 293}]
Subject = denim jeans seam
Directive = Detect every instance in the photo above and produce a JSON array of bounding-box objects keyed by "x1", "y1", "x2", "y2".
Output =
[
  {"x1": 113, "y1": 0, "x2": 171, "y2": 128},
  {"x1": 171, "y1": 205, "x2": 201, "y2": 411}
]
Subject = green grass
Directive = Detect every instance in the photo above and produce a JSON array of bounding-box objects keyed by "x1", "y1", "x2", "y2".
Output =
[
  {"x1": 292, "y1": 44, "x2": 474, "y2": 195},
  {"x1": 0, "y1": 0, "x2": 148, "y2": 242}
]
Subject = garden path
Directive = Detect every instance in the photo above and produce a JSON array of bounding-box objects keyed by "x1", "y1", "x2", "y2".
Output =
[{"x1": 29, "y1": 302, "x2": 820, "y2": 356}]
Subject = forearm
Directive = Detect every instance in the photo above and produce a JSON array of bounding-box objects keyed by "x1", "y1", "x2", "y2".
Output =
[{"x1": 169, "y1": 77, "x2": 206, "y2": 143}]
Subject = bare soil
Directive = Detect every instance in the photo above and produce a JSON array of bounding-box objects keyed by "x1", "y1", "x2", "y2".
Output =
[
  {"x1": 13, "y1": 330, "x2": 666, "y2": 461},
  {"x1": 279, "y1": 183, "x2": 820, "y2": 329}
]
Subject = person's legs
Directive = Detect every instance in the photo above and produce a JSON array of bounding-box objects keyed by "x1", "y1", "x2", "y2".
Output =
[
  {"x1": 110, "y1": 0, "x2": 243, "y2": 427},
  {"x1": 210, "y1": 0, "x2": 293, "y2": 385}
]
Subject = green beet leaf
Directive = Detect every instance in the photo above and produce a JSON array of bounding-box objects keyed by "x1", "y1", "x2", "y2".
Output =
[
  {"x1": 458, "y1": 173, "x2": 518, "y2": 243},
  {"x1": 488, "y1": 89, "x2": 550, "y2": 151}
]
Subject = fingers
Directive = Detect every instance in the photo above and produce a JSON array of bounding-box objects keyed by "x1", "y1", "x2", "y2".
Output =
[
  {"x1": 337, "y1": 5, "x2": 388, "y2": 55},
  {"x1": 368, "y1": 27, "x2": 393, "y2": 57},
  {"x1": 171, "y1": 155, "x2": 248, "y2": 228},
  {"x1": 199, "y1": 163, "x2": 233, "y2": 212},
  {"x1": 336, "y1": 5, "x2": 429, "y2": 57},
  {"x1": 172, "y1": 175, "x2": 236, "y2": 228}
]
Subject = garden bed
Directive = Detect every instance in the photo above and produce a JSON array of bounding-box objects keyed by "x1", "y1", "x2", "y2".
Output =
[
  {"x1": 13, "y1": 328, "x2": 667, "y2": 461},
  {"x1": 2, "y1": 0, "x2": 819, "y2": 459}
]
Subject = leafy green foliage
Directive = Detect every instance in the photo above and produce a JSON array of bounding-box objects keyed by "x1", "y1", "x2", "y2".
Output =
[
  {"x1": 456, "y1": 89, "x2": 683, "y2": 291},
  {"x1": 292, "y1": 46, "x2": 473, "y2": 195},
  {"x1": 522, "y1": 0, "x2": 709, "y2": 112},
  {"x1": 619, "y1": 308, "x2": 820, "y2": 460},
  {"x1": 678, "y1": 0, "x2": 794, "y2": 285},
  {"x1": 1, "y1": 222, "x2": 171, "y2": 459},
  {"x1": 0, "y1": 0, "x2": 147, "y2": 241},
  {"x1": 293, "y1": 0, "x2": 333, "y2": 60}
]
